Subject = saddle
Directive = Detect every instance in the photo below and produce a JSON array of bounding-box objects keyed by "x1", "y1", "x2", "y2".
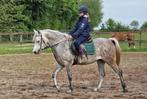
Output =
[{"x1": 71, "y1": 37, "x2": 96, "y2": 63}]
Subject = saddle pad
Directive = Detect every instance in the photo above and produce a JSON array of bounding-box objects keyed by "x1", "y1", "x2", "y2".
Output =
[{"x1": 84, "y1": 42, "x2": 95, "y2": 55}]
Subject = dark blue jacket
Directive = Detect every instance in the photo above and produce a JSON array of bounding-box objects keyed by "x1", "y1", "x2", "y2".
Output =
[{"x1": 69, "y1": 15, "x2": 91, "y2": 38}]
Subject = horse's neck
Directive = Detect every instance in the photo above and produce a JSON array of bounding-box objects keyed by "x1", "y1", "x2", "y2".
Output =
[
  {"x1": 44, "y1": 31, "x2": 65, "y2": 45},
  {"x1": 52, "y1": 39, "x2": 70, "y2": 53},
  {"x1": 43, "y1": 30, "x2": 68, "y2": 53},
  {"x1": 43, "y1": 29, "x2": 72, "y2": 60},
  {"x1": 51, "y1": 39, "x2": 73, "y2": 65}
]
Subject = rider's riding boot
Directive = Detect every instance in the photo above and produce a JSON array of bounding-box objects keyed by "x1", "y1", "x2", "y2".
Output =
[{"x1": 79, "y1": 47, "x2": 87, "y2": 63}]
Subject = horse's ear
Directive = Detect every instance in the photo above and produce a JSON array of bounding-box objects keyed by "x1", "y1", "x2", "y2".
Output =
[
  {"x1": 33, "y1": 29, "x2": 38, "y2": 34},
  {"x1": 33, "y1": 29, "x2": 38, "y2": 42}
]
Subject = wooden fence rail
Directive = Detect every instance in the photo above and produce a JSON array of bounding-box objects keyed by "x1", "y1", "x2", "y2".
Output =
[
  {"x1": 0, "y1": 31, "x2": 146, "y2": 48},
  {"x1": 0, "y1": 32, "x2": 33, "y2": 43}
]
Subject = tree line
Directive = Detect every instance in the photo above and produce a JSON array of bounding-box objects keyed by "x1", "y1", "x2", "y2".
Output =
[
  {"x1": 0, "y1": 0, "x2": 103, "y2": 33},
  {"x1": 99, "y1": 18, "x2": 147, "y2": 32},
  {"x1": 1, "y1": 0, "x2": 146, "y2": 33}
]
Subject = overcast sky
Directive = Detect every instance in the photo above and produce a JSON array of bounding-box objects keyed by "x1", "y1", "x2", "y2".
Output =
[{"x1": 102, "y1": 0, "x2": 147, "y2": 26}]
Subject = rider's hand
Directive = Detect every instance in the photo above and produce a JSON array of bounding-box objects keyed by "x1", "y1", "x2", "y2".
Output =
[
  {"x1": 69, "y1": 35, "x2": 72, "y2": 39},
  {"x1": 64, "y1": 34, "x2": 72, "y2": 40}
]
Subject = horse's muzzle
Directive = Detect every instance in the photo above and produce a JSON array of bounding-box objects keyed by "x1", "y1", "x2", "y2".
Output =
[{"x1": 33, "y1": 51, "x2": 39, "y2": 54}]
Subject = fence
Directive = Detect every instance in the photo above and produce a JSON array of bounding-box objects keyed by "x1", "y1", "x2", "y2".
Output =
[
  {"x1": 0, "y1": 30, "x2": 146, "y2": 47},
  {"x1": 0, "y1": 32, "x2": 34, "y2": 43},
  {"x1": 93, "y1": 30, "x2": 144, "y2": 48}
]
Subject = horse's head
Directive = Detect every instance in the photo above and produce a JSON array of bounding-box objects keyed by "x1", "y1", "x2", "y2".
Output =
[
  {"x1": 32, "y1": 29, "x2": 72, "y2": 54},
  {"x1": 32, "y1": 29, "x2": 49, "y2": 54}
]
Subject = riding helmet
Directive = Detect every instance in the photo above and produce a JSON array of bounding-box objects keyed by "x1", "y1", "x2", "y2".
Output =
[{"x1": 79, "y1": 5, "x2": 88, "y2": 14}]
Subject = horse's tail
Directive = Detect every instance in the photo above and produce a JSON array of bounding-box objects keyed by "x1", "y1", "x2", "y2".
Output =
[{"x1": 110, "y1": 38, "x2": 121, "y2": 66}]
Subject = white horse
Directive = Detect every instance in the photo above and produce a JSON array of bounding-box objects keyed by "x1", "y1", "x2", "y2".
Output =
[{"x1": 32, "y1": 29, "x2": 127, "y2": 92}]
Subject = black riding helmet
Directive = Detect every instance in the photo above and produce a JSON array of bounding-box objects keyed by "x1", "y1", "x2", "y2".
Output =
[{"x1": 79, "y1": 5, "x2": 88, "y2": 14}]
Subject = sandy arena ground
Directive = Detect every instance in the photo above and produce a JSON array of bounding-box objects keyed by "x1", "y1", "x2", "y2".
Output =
[{"x1": 0, "y1": 52, "x2": 147, "y2": 99}]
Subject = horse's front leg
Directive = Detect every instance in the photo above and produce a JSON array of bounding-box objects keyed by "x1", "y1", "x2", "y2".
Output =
[
  {"x1": 65, "y1": 62, "x2": 73, "y2": 93},
  {"x1": 51, "y1": 64, "x2": 64, "y2": 92}
]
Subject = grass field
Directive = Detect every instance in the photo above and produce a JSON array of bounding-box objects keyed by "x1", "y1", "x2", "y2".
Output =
[
  {"x1": 0, "y1": 31, "x2": 146, "y2": 54},
  {"x1": 0, "y1": 43, "x2": 51, "y2": 54},
  {"x1": 93, "y1": 31, "x2": 147, "y2": 40},
  {"x1": 93, "y1": 31, "x2": 147, "y2": 52},
  {"x1": 0, "y1": 41, "x2": 146, "y2": 55}
]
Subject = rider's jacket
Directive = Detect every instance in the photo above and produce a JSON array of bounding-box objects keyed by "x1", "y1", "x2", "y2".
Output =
[{"x1": 69, "y1": 15, "x2": 91, "y2": 39}]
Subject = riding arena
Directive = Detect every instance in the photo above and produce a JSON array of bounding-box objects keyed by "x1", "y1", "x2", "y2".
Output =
[{"x1": 0, "y1": 30, "x2": 147, "y2": 99}]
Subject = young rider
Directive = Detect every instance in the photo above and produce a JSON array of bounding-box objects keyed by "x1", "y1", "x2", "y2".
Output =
[{"x1": 69, "y1": 5, "x2": 91, "y2": 62}]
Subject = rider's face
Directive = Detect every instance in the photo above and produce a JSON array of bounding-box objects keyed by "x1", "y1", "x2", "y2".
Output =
[{"x1": 79, "y1": 12, "x2": 84, "y2": 17}]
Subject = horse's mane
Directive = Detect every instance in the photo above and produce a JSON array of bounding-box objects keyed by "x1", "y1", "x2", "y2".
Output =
[
  {"x1": 40, "y1": 29, "x2": 67, "y2": 43},
  {"x1": 45, "y1": 29, "x2": 66, "y2": 36}
]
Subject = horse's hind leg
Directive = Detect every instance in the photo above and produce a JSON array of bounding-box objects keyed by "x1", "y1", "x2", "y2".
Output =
[
  {"x1": 94, "y1": 59, "x2": 105, "y2": 92},
  {"x1": 51, "y1": 64, "x2": 64, "y2": 91},
  {"x1": 128, "y1": 41, "x2": 131, "y2": 48},
  {"x1": 110, "y1": 63, "x2": 127, "y2": 92},
  {"x1": 131, "y1": 41, "x2": 136, "y2": 48}
]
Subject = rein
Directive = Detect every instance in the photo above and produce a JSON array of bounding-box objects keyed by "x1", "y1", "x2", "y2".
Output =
[
  {"x1": 39, "y1": 33, "x2": 67, "y2": 49},
  {"x1": 49, "y1": 38, "x2": 67, "y2": 48}
]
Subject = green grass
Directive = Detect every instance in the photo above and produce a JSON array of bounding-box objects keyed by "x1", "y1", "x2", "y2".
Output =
[
  {"x1": 93, "y1": 31, "x2": 147, "y2": 40},
  {"x1": 120, "y1": 42, "x2": 147, "y2": 52},
  {"x1": 0, "y1": 35, "x2": 147, "y2": 55},
  {"x1": 0, "y1": 43, "x2": 51, "y2": 54},
  {"x1": 92, "y1": 31, "x2": 147, "y2": 52}
]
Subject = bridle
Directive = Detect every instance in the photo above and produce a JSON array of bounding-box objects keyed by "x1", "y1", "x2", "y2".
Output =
[
  {"x1": 37, "y1": 31, "x2": 67, "y2": 52},
  {"x1": 35, "y1": 34, "x2": 47, "y2": 53}
]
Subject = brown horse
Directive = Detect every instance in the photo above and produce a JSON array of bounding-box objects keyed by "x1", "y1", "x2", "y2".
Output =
[{"x1": 112, "y1": 32, "x2": 135, "y2": 48}]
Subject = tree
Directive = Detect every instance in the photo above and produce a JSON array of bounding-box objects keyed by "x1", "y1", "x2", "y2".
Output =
[
  {"x1": 0, "y1": 0, "x2": 29, "y2": 32},
  {"x1": 48, "y1": 0, "x2": 78, "y2": 30},
  {"x1": 0, "y1": 0, "x2": 79, "y2": 32},
  {"x1": 130, "y1": 20, "x2": 139, "y2": 29},
  {"x1": 140, "y1": 22, "x2": 147, "y2": 30},
  {"x1": 100, "y1": 19, "x2": 130, "y2": 31},
  {"x1": 80, "y1": 0, "x2": 103, "y2": 27},
  {"x1": 105, "y1": 18, "x2": 116, "y2": 31},
  {"x1": 18, "y1": 0, "x2": 53, "y2": 30},
  {"x1": 19, "y1": 0, "x2": 78, "y2": 30},
  {"x1": 115, "y1": 22, "x2": 130, "y2": 31}
]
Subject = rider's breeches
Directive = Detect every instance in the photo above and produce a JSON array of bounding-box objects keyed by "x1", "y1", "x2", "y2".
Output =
[{"x1": 74, "y1": 36, "x2": 87, "y2": 54}]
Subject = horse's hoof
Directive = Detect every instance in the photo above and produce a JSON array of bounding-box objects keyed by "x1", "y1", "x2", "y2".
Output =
[
  {"x1": 56, "y1": 85, "x2": 60, "y2": 91},
  {"x1": 93, "y1": 88, "x2": 98, "y2": 92},
  {"x1": 66, "y1": 89, "x2": 73, "y2": 93},
  {"x1": 57, "y1": 89, "x2": 60, "y2": 92},
  {"x1": 52, "y1": 85, "x2": 56, "y2": 88},
  {"x1": 93, "y1": 88, "x2": 101, "y2": 92},
  {"x1": 123, "y1": 89, "x2": 128, "y2": 93}
]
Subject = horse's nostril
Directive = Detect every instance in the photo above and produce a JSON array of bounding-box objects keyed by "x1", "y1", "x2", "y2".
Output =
[
  {"x1": 35, "y1": 51, "x2": 40, "y2": 54},
  {"x1": 33, "y1": 51, "x2": 37, "y2": 54}
]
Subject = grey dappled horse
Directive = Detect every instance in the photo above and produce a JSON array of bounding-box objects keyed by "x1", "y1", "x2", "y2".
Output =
[{"x1": 32, "y1": 29, "x2": 127, "y2": 92}]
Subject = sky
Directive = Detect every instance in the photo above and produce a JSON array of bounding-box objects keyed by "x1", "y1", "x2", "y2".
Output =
[{"x1": 102, "y1": 0, "x2": 147, "y2": 26}]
